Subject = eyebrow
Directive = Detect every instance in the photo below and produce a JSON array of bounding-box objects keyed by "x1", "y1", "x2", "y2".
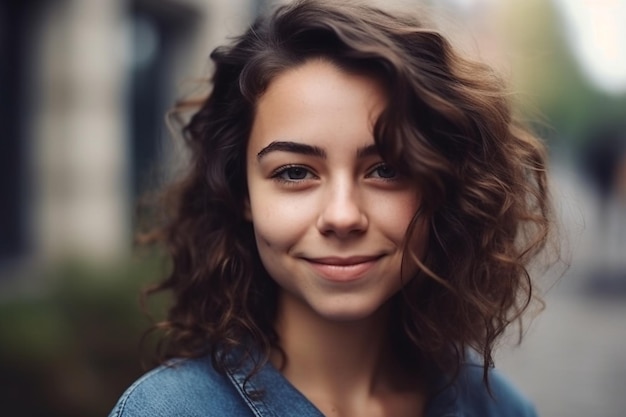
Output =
[
  {"x1": 257, "y1": 141, "x2": 326, "y2": 159},
  {"x1": 256, "y1": 141, "x2": 379, "y2": 160},
  {"x1": 356, "y1": 144, "x2": 379, "y2": 158}
]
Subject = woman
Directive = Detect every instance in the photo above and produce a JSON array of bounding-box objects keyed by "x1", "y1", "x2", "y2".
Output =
[{"x1": 110, "y1": 1, "x2": 552, "y2": 416}]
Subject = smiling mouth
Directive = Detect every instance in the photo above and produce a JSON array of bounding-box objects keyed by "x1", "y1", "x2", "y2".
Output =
[{"x1": 304, "y1": 256, "x2": 383, "y2": 282}]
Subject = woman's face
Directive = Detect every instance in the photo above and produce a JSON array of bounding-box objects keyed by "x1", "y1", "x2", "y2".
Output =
[{"x1": 245, "y1": 59, "x2": 426, "y2": 322}]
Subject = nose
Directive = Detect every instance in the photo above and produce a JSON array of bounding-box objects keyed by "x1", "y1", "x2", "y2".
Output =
[{"x1": 316, "y1": 181, "x2": 368, "y2": 238}]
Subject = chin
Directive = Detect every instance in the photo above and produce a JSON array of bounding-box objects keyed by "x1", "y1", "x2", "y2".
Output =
[{"x1": 310, "y1": 298, "x2": 391, "y2": 323}]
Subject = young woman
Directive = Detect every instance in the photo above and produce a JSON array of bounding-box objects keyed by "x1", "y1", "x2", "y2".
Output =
[{"x1": 110, "y1": 1, "x2": 552, "y2": 416}]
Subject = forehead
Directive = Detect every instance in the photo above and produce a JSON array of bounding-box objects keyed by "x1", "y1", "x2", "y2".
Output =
[
  {"x1": 258, "y1": 58, "x2": 387, "y2": 108},
  {"x1": 247, "y1": 59, "x2": 388, "y2": 154}
]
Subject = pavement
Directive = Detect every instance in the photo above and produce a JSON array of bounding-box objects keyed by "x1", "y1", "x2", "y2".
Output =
[
  {"x1": 497, "y1": 292, "x2": 626, "y2": 417},
  {"x1": 495, "y1": 163, "x2": 626, "y2": 417}
]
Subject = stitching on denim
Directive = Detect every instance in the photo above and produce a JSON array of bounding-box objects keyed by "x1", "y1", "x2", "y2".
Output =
[{"x1": 225, "y1": 365, "x2": 278, "y2": 417}]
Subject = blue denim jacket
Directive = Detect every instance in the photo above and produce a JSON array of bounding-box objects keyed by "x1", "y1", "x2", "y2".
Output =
[{"x1": 108, "y1": 354, "x2": 537, "y2": 417}]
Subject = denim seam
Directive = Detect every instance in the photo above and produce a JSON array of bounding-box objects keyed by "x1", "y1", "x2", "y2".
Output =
[{"x1": 225, "y1": 366, "x2": 278, "y2": 417}]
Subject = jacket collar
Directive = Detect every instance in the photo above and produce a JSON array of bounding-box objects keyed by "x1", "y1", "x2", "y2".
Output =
[
  {"x1": 225, "y1": 350, "x2": 324, "y2": 417},
  {"x1": 223, "y1": 349, "x2": 461, "y2": 417}
]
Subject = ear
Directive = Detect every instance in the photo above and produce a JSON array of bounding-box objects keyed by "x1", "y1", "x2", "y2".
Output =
[{"x1": 243, "y1": 197, "x2": 252, "y2": 221}]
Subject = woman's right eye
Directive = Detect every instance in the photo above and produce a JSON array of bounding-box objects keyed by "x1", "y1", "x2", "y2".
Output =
[{"x1": 272, "y1": 166, "x2": 315, "y2": 181}]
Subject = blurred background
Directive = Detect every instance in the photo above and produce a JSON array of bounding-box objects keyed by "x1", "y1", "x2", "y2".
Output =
[{"x1": 1, "y1": 0, "x2": 625, "y2": 416}]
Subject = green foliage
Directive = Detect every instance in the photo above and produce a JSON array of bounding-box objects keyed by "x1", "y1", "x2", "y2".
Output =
[
  {"x1": 0, "y1": 254, "x2": 170, "y2": 417},
  {"x1": 502, "y1": 0, "x2": 626, "y2": 148}
]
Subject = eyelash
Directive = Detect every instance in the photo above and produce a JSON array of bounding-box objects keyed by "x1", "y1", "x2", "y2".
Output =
[
  {"x1": 366, "y1": 163, "x2": 399, "y2": 181},
  {"x1": 271, "y1": 165, "x2": 317, "y2": 184},
  {"x1": 270, "y1": 163, "x2": 400, "y2": 185}
]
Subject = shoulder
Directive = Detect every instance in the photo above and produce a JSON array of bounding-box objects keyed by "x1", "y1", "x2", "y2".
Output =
[
  {"x1": 453, "y1": 364, "x2": 537, "y2": 417},
  {"x1": 108, "y1": 357, "x2": 247, "y2": 417}
]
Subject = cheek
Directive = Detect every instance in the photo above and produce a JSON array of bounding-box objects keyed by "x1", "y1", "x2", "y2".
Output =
[
  {"x1": 249, "y1": 195, "x2": 317, "y2": 249},
  {"x1": 250, "y1": 202, "x2": 312, "y2": 284},
  {"x1": 374, "y1": 192, "x2": 421, "y2": 237}
]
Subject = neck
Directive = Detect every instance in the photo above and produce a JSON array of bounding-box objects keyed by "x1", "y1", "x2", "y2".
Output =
[{"x1": 271, "y1": 292, "x2": 410, "y2": 399}]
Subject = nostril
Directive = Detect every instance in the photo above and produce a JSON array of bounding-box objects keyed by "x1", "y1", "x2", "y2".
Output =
[{"x1": 316, "y1": 201, "x2": 368, "y2": 237}]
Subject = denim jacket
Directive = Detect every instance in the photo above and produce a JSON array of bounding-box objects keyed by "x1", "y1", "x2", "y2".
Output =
[{"x1": 108, "y1": 353, "x2": 537, "y2": 417}]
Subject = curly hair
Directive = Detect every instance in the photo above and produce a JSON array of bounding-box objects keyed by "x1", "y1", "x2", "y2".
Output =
[{"x1": 144, "y1": 0, "x2": 553, "y2": 386}]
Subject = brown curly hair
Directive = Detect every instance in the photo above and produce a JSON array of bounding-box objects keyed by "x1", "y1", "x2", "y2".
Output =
[{"x1": 144, "y1": 0, "x2": 553, "y2": 386}]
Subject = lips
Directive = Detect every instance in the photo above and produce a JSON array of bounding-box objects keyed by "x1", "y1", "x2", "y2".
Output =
[{"x1": 303, "y1": 255, "x2": 382, "y2": 282}]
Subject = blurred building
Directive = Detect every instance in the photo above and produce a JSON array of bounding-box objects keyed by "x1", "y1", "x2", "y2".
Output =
[{"x1": 1, "y1": 0, "x2": 265, "y2": 269}]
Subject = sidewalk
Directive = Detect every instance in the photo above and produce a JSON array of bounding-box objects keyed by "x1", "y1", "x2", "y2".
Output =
[{"x1": 497, "y1": 293, "x2": 626, "y2": 417}]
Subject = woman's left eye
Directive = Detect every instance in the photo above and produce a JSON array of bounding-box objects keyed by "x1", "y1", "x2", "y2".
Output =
[{"x1": 368, "y1": 163, "x2": 398, "y2": 179}]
